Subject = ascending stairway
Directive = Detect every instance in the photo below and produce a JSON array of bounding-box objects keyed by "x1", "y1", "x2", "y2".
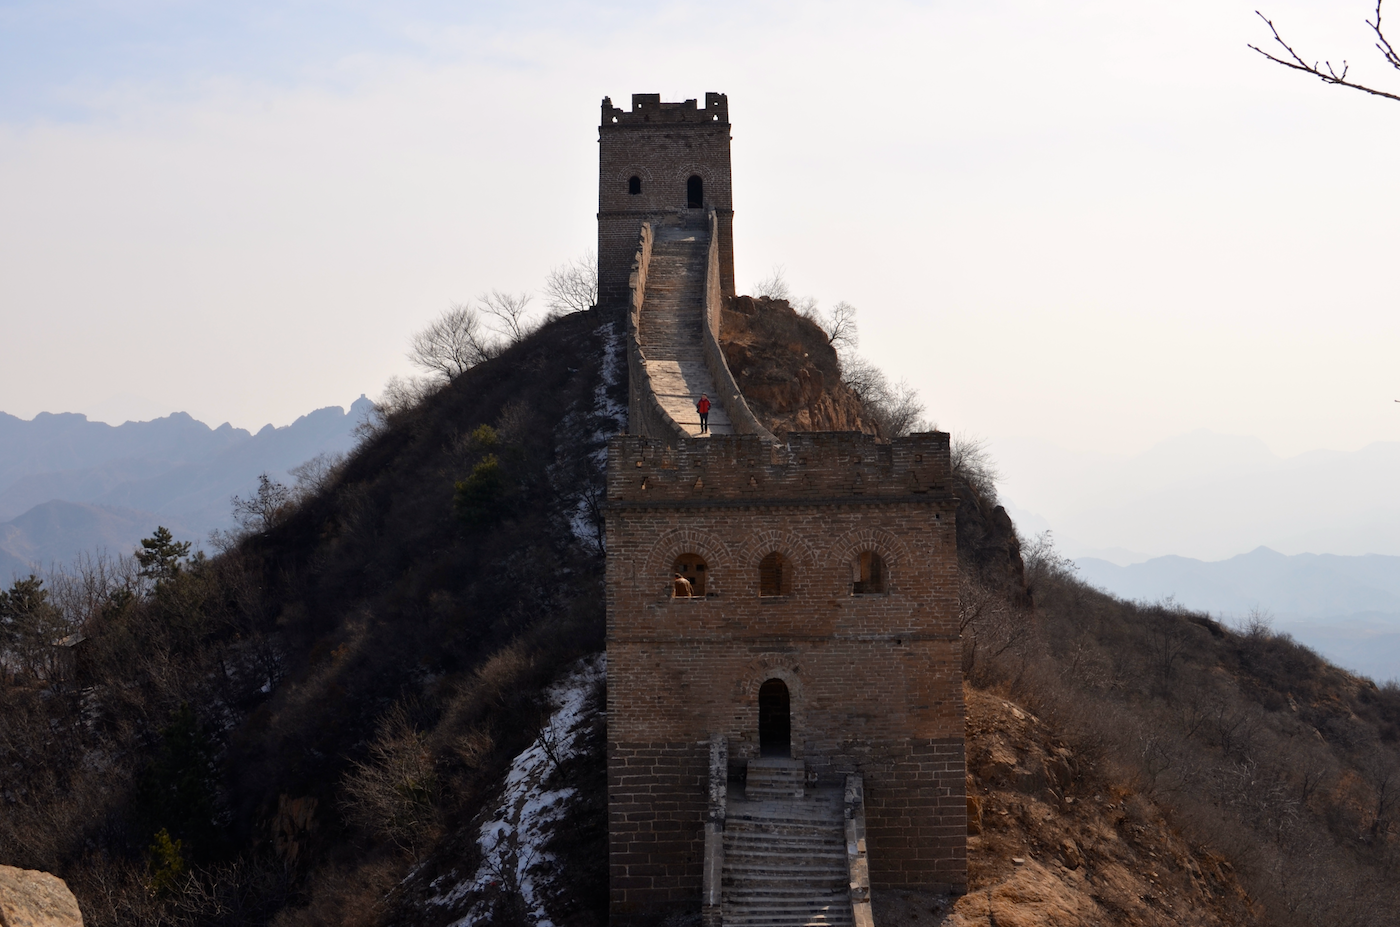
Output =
[
  {"x1": 723, "y1": 759, "x2": 854, "y2": 927},
  {"x1": 638, "y1": 215, "x2": 734, "y2": 437}
]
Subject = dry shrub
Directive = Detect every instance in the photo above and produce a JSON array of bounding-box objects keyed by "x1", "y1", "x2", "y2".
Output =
[
  {"x1": 341, "y1": 703, "x2": 442, "y2": 852},
  {"x1": 972, "y1": 534, "x2": 1400, "y2": 927}
]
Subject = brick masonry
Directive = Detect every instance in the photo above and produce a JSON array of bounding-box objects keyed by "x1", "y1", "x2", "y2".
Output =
[
  {"x1": 605, "y1": 433, "x2": 968, "y2": 922},
  {"x1": 599, "y1": 93, "x2": 735, "y2": 309}
]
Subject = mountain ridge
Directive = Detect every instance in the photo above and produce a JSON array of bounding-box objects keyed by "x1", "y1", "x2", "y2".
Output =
[{"x1": 0, "y1": 397, "x2": 374, "y2": 578}]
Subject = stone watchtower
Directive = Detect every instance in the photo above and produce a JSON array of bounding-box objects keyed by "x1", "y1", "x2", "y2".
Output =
[
  {"x1": 606, "y1": 436, "x2": 967, "y2": 924},
  {"x1": 597, "y1": 93, "x2": 736, "y2": 309}
]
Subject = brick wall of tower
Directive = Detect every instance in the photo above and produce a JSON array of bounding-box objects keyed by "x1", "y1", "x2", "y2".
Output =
[
  {"x1": 598, "y1": 93, "x2": 735, "y2": 309},
  {"x1": 605, "y1": 434, "x2": 968, "y2": 921}
]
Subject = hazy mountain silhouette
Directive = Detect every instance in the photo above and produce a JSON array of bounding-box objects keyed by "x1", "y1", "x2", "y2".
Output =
[
  {"x1": 1077, "y1": 547, "x2": 1400, "y2": 681},
  {"x1": 0, "y1": 501, "x2": 179, "y2": 574},
  {"x1": 0, "y1": 397, "x2": 374, "y2": 578}
]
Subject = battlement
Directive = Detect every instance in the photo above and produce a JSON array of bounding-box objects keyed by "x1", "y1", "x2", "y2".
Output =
[
  {"x1": 607, "y1": 433, "x2": 953, "y2": 505},
  {"x1": 601, "y1": 92, "x2": 729, "y2": 127}
]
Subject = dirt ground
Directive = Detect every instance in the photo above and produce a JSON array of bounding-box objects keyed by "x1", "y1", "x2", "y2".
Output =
[{"x1": 869, "y1": 686, "x2": 1257, "y2": 927}]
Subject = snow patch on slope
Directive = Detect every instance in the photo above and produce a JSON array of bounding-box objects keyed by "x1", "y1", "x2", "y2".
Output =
[
  {"x1": 561, "y1": 319, "x2": 626, "y2": 549},
  {"x1": 428, "y1": 653, "x2": 605, "y2": 926}
]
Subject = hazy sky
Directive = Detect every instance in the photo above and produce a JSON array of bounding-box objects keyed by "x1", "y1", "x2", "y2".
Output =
[{"x1": 3, "y1": 0, "x2": 1398, "y2": 466}]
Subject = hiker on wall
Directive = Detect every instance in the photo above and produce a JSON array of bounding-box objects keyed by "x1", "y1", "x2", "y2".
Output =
[{"x1": 697, "y1": 393, "x2": 711, "y2": 434}]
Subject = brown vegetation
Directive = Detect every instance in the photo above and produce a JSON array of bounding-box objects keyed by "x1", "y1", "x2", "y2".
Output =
[
  {"x1": 954, "y1": 531, "x2": 1400, "y2": 927},
  {"x1": 0, "y1": 308, "x2": 622, "y2": 926}
]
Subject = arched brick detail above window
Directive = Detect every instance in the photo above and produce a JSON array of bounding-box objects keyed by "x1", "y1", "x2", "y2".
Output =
[
  {"x1": 825, "y1": 525, "x2": 914, "y2": 593},
  {"x1": 673, "y1": 163, "x2": 720, "y2": 195},
  {"x1": 826, "y1": 525, "x2": 914, "y2": 570},
  {"x1": 611, "y1": 165, "x2": 656, "y2": 191},
  {"x1": 643, "y1": 527, "x2": 732, "y2": 594},
  {"x1": 735, "y1": 529, "x2": 818, "y2": 571}
]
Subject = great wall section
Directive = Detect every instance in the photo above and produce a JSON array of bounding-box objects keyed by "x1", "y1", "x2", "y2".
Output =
[{"x1": 599, "y1": 94, "x2": 968, "y2": 927}]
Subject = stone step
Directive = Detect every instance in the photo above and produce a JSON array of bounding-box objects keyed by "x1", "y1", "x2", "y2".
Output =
[
  {"x1": 724, "y1": 905, "x2": 854, "y2": 925},
  {"x1": 725, "y1": 887, "x2": 850, "y2": 900},
  {"x1": 725, "y1": 844, "x2": 846, "y2": 861},
  {"x1": 723, "y1": 871, "x2": 848, "y2": 886},
  {"x1": 726, "y1": 812, "x2": 839, "y2": 828},
  {"x1": 722, "y1": 782, "x2": 854, "y2": 927},
  {"x1": 724, "y1": 914, "x2": 853, "y2": 927}
]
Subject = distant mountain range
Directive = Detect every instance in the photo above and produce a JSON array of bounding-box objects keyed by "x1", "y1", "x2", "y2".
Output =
[
  {"x1": 1077, "y1": 547, "x2": 1400, "y2": 682},
  {"x1": 0, "y1": 398, "x2": 373, "y2": 578}
]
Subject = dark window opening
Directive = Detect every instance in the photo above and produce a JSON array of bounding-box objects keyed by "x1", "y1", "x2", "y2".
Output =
[
  {"x1": 852, "y1": 551, "x2": 887, "y2": 595},
  {"x1": 672, "y1": 553, "x2": 708, "y2": 597},
  {"x1": 628, "y1": 175, "x2": 641, "y2": 195},
  {"x1": 758, "y1": 679, "x2": 791, "y2": 757},
  {"x1": 687, "y1": 175, "x2": 704, "y2": 208},
  {"x1": 759, "y1": 552, "x2": 792, "y2": 597}
]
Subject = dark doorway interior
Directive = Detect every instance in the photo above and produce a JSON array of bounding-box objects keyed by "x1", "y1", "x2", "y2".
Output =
[
  {"x1": 758, "y1": 678, "x2": 791, "y2": 757},
  {"x1": 687, "y1": 175, "x2": 704, "y2": 208},
  {"x1": 628, "y1": 175, "x2": 641, "y2": 195}
]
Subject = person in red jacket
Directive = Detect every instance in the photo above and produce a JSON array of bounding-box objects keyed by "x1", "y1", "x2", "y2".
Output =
[{"x1": 696, "y1": 393, "x2": 711, "y2": 434}]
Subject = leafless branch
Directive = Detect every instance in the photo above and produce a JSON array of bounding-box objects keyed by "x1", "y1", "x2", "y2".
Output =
[
  {"x1": 544, "y1": 252, "x2": 598, "y2": 315},
  {"x1": 752, "y1": 266, "x2": 791, "y2": 301},
  {"x1": 1251, "y1": 3, "x2": 1400, "y2": 102},
  {"x1": 480, "y1": 290, "x2": 537, "y2": 345},
  {"x1": 409, "y1": 303, "x2": 497, "y2": 380}
]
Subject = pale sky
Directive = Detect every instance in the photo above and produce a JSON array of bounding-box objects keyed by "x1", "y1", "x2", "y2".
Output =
[{"x1": 2, "y1": 1, "x2": 1398, "y2": 468}]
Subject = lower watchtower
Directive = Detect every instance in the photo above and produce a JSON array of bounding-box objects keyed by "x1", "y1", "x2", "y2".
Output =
[{"x1": 605, "y1": 433, "x2": 967, "y2": 924}]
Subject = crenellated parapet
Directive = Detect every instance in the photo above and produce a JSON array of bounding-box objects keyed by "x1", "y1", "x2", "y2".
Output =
[
  {"x1": 602, "y1": 93, "x2": 729, "y2": 126},
  {"x1": 608, "y1": 433, "x2": 954, "y2": 506}
]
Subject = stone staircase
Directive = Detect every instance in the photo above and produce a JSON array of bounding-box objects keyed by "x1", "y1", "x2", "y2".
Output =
[
  {"x1": 722, "y1": 759, "x2": 854, "y2": 927},
  {"x1": 638, "y1": 215, "x2": 733, "y2": 437}
]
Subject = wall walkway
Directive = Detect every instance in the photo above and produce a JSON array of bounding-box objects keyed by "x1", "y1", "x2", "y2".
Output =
[{"x1": 627, "y1": 211, "x2": 776, "y2": 443}]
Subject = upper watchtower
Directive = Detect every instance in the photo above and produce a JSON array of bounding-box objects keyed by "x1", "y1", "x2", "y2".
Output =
[{"x1": 597, "y1": 92, "x2": 736, "y2": 309}]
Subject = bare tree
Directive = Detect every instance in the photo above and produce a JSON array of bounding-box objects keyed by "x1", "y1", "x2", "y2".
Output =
[
  {"x1": 289, "y1": 451, "x2": 346, "y2": 502},
  {"x1": 951, "y1": 433, "x2": 1001, "y2": 503},
  {"x1": 409, "y1": 303, "x2": 496, "y2": 380},
  {"x1": 804, "y1": 300, "x2": 860, "y2": 353},
  {"x1": 480, "y1": 290, "x2": 537, "y2": 345},
  {"x1": 544, "y1": 252, "x2": 598, "y2": 315},
  {"x1": 752, "y1": 266, "x2": 791, "y2": 300},
  {"x1": 842, "y1": 356, "x2": 930, "y2": 438},
  {"x1": 1252, "y1": 1, "x2": 1400, "y2": 102},
  {"x1": 231, "y1": 474, "x2": 291, "y2": 535}
]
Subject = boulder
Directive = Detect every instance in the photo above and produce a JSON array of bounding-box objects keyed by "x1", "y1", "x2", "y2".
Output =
[{"x1": 0, "y1": 866, "x2": 84, "y2": 927}]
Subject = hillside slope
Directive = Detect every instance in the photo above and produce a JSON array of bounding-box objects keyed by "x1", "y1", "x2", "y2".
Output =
[
  {"x1": 3, "y1": 301, "x2": 1398, "y2": 927},
  {"x1": 0, "y1": 309, "x2": 624, "y2": 926}
]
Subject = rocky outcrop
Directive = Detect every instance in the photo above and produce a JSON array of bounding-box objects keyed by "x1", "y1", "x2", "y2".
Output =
[
  {"x1": 0, "y1": 866, "x2": 83, "y2": 927},
  {"x1": 719, "y1": 296, "x2": 875, "y2": 436},
  {"x1": 955, "y1": 481, "x2": 1030, "y2": 604}
]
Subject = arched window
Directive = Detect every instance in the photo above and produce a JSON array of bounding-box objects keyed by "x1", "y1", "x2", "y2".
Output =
[
  {"x1": 759, "y1": 552, "x2": 792, "y2": 597},
  {"x1": 852, "y1": 551, "x2": 887, "y2": 595},
  {"x1": 672, "y1": 553, "x2": 708, "y2": 597},
  {"x1": 758, "y1": 679, "x2": 791, "y2": 757},
  {"x1": 686, "y1": 175, "x2": 704, "y2": 208},
  {"x1": 628, "y1": 175, "x2": 642, "y2": 195}
]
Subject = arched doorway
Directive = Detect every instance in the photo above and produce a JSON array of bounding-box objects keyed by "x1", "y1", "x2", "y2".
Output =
[
  {"x1": 686, "y1": 175, "x2": 704, "y2": 208},
  {"x1": 758, "y1": 679, "x2": 791, "y2": 757}
]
